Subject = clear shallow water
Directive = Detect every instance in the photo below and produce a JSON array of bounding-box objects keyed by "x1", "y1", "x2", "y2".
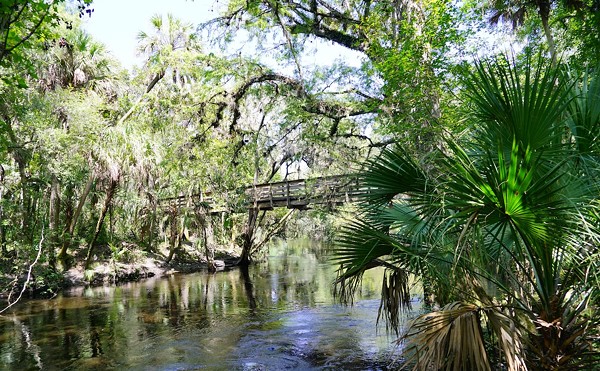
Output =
[{"x1": 0, "y1": 240, "x2": 417, "y2": 370}]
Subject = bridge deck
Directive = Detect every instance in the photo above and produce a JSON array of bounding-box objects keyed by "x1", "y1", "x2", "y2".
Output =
[{"x1": 162, "y1": 175, "x2": 366, "y2": 212}]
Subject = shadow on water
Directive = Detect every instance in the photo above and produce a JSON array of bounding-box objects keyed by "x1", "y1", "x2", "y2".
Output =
[{"x1": 0, "y1": 239, "x2": 418, "y2": 370}]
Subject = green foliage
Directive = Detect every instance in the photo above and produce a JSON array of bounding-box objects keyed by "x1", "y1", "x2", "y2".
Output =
[
  {"x1": 32, "y1": 265, "x2": 65, "y2": 296},
  {"x1": 2, "y1": 0, "x2": 600, "y2": 348},
  {"x1": 205, "y1": 1, "x2": 466, "y2": 153},
  {"x1": 335, "y1": 56, "x2": 600, "y2": 369},
  {"x1": 0, "y1": 1, "x2": 94, "y2": 83}
]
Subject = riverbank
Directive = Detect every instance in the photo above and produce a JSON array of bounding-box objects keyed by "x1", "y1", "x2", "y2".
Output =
[
  {"x1": 0, "y1": 239, "x2": 395, "y2": 371},
  {"x1": 0, "y1": 241, "x2": 240, "y2": 303}
]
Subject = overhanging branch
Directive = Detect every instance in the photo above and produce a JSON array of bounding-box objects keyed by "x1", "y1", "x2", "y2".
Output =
[{"x1": 227, "y1": 72, "x2": 381, "y2": 132}]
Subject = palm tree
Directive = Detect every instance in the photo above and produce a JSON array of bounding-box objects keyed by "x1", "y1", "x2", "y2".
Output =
[
  {"x1": 334, "y1": 56, "x2": 600, "y2": 369},
  {"x1": 488, "y1": 0, "x2": 558, "y2": 64},
  {"x1": 118, "y1": 14, "x2": 201, "y2": 125},
  {"x1": 39, "y1": 27, "x2": 114, "y2": 91},
  {"x1": 136, "y1": 13, "x2": 201, "y2": 92},
  {"x1": 486, "y1": 0, "x2": 598, "y2": 66}
]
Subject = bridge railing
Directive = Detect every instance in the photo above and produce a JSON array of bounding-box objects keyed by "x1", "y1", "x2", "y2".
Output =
[
  {"x1": 160, "y1": 174, "x2": 366, "y2": 212},
  {"x1": 245, "y1": 175, "x2": 364, "y2": 209}
]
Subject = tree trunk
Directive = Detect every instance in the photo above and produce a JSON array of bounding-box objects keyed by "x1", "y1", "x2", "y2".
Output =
[
  {"x1": 539, "y1": 8, "x2": 557, "y2": 66},
  {"x1": 422, "y1": 276, "x2": 434, "y2": 309},
  {"x1": 0, "y1": 186, "x2": 5, "y2": 254},
  {"x1": 197, "y1": 205, "x2": 216, "y2": 272},
  {"x1": 145, "y1": 175, "x2": 157, "y2": 251},
  {"x1": 85, "y1": 179, "x2": 118, "y2": 269},
  {"x1": 58, "y1": 171, "x2": 95, "y2": 262},
  {"x1": 238, "y1": 207, "x2": 259, "y2": 266},
  {"x1": 165, "y1": 205, "x2": 181, "y2": 263},
  {"x1": 2, "y1": 115, "x2": 31, "y2": 235},
  {"x1": 68, "y1": 171, "x2": 95, "y2": 235},
  {"x1": 48, "y1": 174, "x2": 60, "y2": 266},
  {"x1": 145, "y1": 205, "x2": 157, "y2": 252},
  {"x1": 49, "y1": 175, "x2": 60, "y2": 236},
  {"x1": 109, "y1": 203, "x2": 113, "y2": 241},
  {"x1": 62, "y1": 184, "x2": 74, "y2": 233},
  {"x1": 13, "y1": 147, "x2": 29, "y2": 233}
]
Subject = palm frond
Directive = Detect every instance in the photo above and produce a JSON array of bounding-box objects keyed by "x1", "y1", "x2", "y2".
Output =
[
  {"x1": 377, "y1": 268, "x2": 411, "y2": 334},
  {"x1": 399, "y1": 302, "x2": 491, "y2": 371},
  {"x1": 463, "y1": 55, "x2": 572, "y2": 152},
  {"x1": 482, "y1": 306, "x2": 527, "y2": 371},
  {"x1": 333, "y1": 219, "x2": 400, "y2": 272},
  {"x1": 357, "y1": 146, "x2": 429, "y2": 210},
  {"x1": 399, "y1": 302, "x2": 528, "y2": 371},
  {"x1": 566, "y1": 67, "x2": 600, "y2": 156}
]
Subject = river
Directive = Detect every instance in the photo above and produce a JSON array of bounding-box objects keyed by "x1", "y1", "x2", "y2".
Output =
[{"x1": 0, "y1": 239, "x2": 418, "y2": 370}]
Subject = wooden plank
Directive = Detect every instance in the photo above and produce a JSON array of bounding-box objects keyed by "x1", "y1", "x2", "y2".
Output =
[{"x1": 160, "y1": 175, "x2": 368, "y2": 212}]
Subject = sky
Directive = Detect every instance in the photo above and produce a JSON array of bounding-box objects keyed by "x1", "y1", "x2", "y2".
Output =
[
  {"x1": 81, "y1": 0, "x2": 363, "y2": 71},
  {"x1": 82, "y1": 0, "x2": 222, "y2": 69}
]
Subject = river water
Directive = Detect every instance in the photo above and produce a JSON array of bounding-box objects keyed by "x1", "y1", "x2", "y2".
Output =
[{"x1": 0, "y1": 240, "x2": 417, "y2": 370}]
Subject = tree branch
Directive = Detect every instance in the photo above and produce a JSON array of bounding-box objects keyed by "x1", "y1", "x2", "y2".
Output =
[
  {"x1": 227, "y1": 72, "x2": 380, "y2": 132},
  {"x1": 0, "y1": 226, "x2": 44, "y2": 315},
  {"x1": 4, "y1": 2, "x2": 51, "y2": 56},
  {"x1": 303, "y1": 97, "x2": 379, "y2": 119},
  {"x1": 289, "y1": 22, "x2": 364, "y2": 52},
  {"x1": 117, "y1": 71, "x2": 165, "y2": 126},
  {"x1": 253, "y1": 208, "x2": 295, "y2": 253}
]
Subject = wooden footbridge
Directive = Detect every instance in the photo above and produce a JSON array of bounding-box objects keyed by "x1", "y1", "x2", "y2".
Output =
[{"x1": 161, "y1": 175, "x2": 365, "y2": 212}]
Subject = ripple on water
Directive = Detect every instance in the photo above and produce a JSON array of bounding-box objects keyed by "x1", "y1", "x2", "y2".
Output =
[{"x1": 0, "y1": 240, "x2": 414, "y2": 370}]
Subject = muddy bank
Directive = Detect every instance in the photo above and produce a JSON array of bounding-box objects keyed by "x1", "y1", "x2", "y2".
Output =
[
  {"x1": 64, "y1": 255, "x2": 236, "y2": 287},
  {"x1": 0, "y1": 245, "x2": 239, "y2": 303}
]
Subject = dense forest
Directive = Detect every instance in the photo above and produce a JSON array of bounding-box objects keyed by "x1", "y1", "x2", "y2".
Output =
[{"x1": 1, "y1": 0, "x2": 600, "y2": 369}]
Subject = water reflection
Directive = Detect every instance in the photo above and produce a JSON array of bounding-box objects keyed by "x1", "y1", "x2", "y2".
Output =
[{"x1": 0, "y1": 239, "x2": 413, "y2": 370}]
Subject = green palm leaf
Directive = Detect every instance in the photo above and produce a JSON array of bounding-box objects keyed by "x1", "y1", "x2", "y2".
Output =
[
  {"x1": 356, "y1": 146, "x2": 429, "y2": 210},
  {"x1": 463, "y1": 55, "x2": 572, "y2": 152},
  {"x1": 566, "y1": 68, "x2": 600, "y2": 156},
  {"x1": 334, "y1": 55, "x2": 600, "y2": 368}
]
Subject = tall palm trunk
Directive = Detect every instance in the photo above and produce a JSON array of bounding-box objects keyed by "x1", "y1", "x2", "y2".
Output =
[
  {"x1": 537, "y1": 0, "x2": 557, "y2": 65},
  {"x1": 85, "y1": 178, "x2": 118, "y2": 269},
  {"x1": 58, "y1": 170, "x2": 95, "y2": 263},
  {"x1": 48, "y1": 174, "x2": 60, "y2": 266}
]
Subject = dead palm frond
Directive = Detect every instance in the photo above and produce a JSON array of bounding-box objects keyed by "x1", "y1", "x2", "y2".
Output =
[
  {"x1": 399, "y1": 303, "x2": 484, "y2": 371},
  {"x1": 398, "y1": 302, "x2": 527, "y2": 371}
]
